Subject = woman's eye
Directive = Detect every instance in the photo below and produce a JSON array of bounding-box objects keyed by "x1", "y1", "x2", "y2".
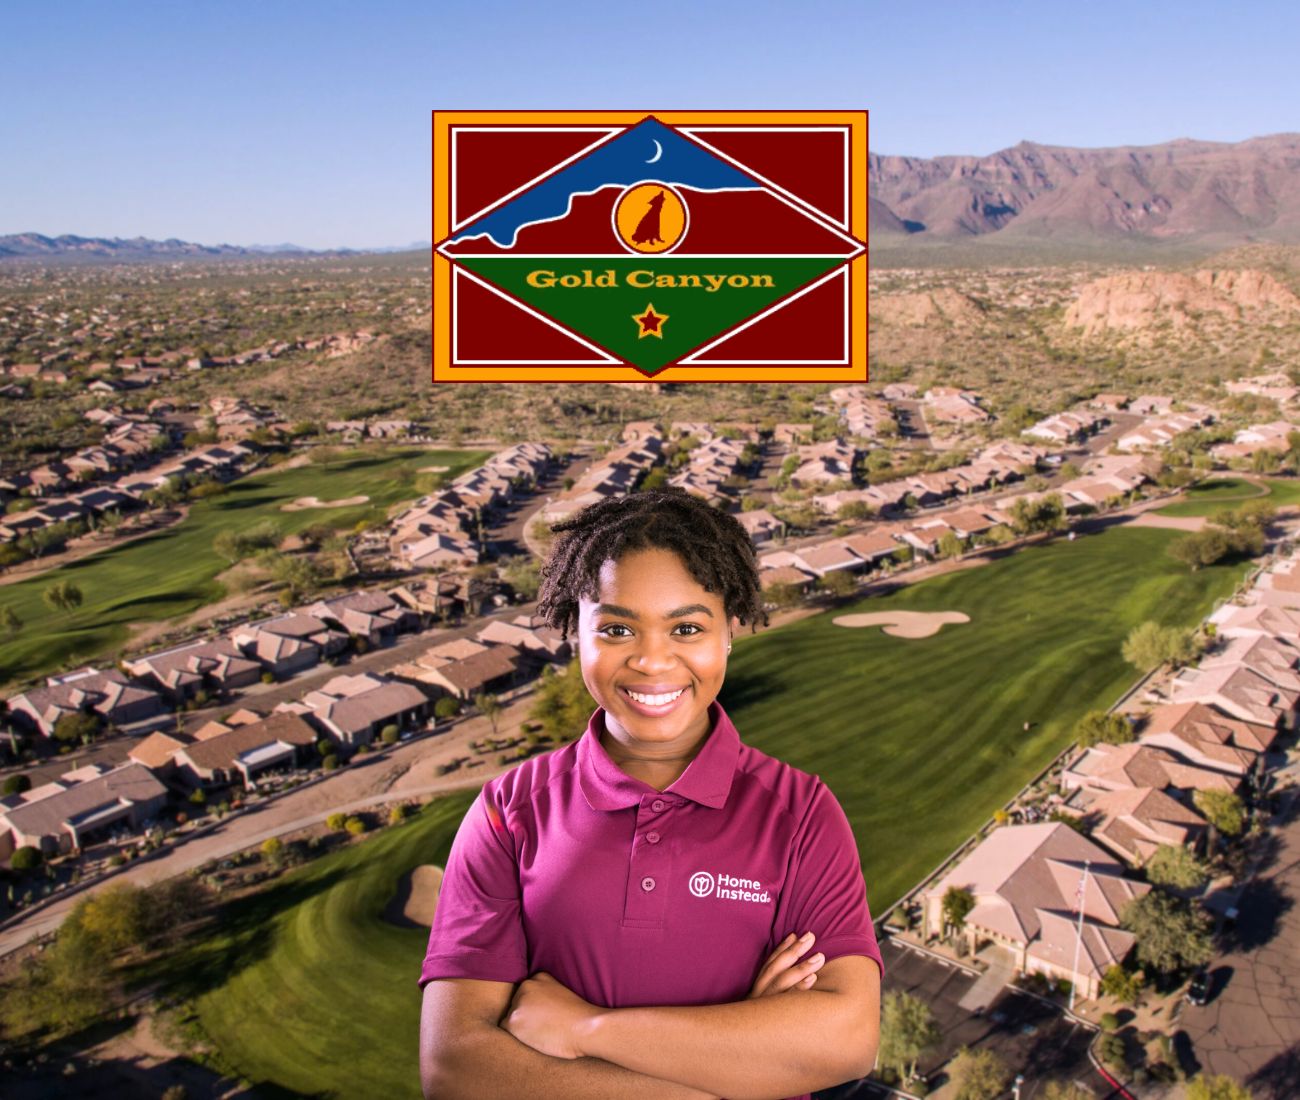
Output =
[
  {"x1": 600, "y1": 624, "x2": 632, "y2": 637},
  {"x1": 674, "y1": 624, "x2": 702, "y2": 636}
]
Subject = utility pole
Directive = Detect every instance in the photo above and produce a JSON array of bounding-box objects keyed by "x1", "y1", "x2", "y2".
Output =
[{"x1": 1069, "y1": 859, "x2": 1091, "y2": 1013}]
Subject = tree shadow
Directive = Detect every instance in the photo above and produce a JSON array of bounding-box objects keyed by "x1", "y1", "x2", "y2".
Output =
[
  {"x1": 130, "y1": 865, "x2": 352, "y2": 1002},
  {"x1": 1229, "y1": 877, "x2": 1292, "y2": 951},
  {"x1": 1247, "y1": 1044, "x2": 1300, "y2": 1100},
  {"x1": 1171, "y1": 1029, "x2": 1201, "y2": 1080}
]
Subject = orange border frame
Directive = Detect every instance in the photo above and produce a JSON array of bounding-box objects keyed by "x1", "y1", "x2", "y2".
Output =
[{"x1": 432, "y1": 110, "x2": 866, "y2": 383}]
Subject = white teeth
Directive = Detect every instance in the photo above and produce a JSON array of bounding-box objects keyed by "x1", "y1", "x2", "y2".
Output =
[{"x1": 627, "y1": 688, "x2": 685, "y2": 706}]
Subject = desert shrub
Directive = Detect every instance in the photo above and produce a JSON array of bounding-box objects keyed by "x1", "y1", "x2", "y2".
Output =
[
  {"x1": 326, "y1": 812, "x2": 347, "y2": 831},
  {"x1": 344, "y1": 815, "x2": 367, "y2": 836},
  {"x1": 11, "y1": 846, "x2": 42, "y2": 872},
  {"x1": 322, "y1": 754, "x2": 339, "y2": 771},
  {"x1": 380, "y1": 724, "x2": 399, "y2": 744}
]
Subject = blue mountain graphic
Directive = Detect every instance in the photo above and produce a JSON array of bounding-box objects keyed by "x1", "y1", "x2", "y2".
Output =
[{"x1": 448, "y1": 118, "x2": 758, "y2": 249}]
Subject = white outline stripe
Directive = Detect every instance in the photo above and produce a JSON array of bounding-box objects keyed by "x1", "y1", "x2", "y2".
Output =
[
  {"x1": 679, "y1": 268, "x2": 849, "y2": 365},
  {"x1": 451, "y1": 267, "x2": 620, "y2": 365},
  {"x1": 680, "y1": 127, "x2": 852, "y2": 233},
  {"x1": 449, "y1": 253, "x2": 851, "y2": 260},
  {"x1": 683, "y1": 126, "x2": 850, "y2": 228}
]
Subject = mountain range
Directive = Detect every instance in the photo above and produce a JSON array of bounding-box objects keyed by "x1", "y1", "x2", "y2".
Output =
[
  {"x1": 869, "y1": 132, "x2": 1300, "y2": 253},
  {"x1": 0, "y1": 234, "x2": 431, "y2": 262}
]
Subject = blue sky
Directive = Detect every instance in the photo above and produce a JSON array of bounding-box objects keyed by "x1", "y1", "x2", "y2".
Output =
[{"x1": 2, "y1": 0, "x2": 1297, "y2": 249}]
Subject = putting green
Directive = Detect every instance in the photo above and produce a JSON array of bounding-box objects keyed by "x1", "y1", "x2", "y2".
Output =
[
  {"x1": 151, "y1": 525, "x2": 1243, "y2": 1097},
  {"x1": 0, "y1": 447, "x2": 489, "y2": 689}
]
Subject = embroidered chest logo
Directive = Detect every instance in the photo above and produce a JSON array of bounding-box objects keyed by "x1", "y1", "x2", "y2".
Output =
[{"x1": 689, "y1": 870, "x2": 771, "y2": 903}]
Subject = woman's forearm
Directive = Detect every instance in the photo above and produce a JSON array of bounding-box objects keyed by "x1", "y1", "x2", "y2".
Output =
[
  {"x1": 426, "y1": 1018, "x2": 720, "y2": 1100},
  {"x1": 578, "y1": 987, "x2": 871, "y2": 1100}
]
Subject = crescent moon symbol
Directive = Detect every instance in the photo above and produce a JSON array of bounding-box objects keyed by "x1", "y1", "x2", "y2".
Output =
[{"x1": 646, "y1": 140, "x2": 663, "y2": 164}]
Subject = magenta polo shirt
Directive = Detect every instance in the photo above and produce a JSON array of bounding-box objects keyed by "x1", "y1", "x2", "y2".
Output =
[{"x1": 419, "y1": 699, "x2": 884, "y2": 1099}]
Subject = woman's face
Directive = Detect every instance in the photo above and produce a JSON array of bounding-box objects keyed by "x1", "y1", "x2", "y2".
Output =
[{"x1": 577, "y1": 545, "x2": 732, "y2": 752}]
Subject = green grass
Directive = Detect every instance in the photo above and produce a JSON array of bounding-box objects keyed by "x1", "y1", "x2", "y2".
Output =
[
  {"x1": 144, "y1": 525, "x2": 1243, "y2": 1097},
  {"x1": 0, "y1": 447, "x2": 490, "y2": 689},
  {"x1": 137, "y1": 793, "x2": 477, "y2": 1098},
  {"x1": 1157, "y1": 476, "x2": 1300, "y2": 517},
  {"x1": 720, "y1": 526, "x2": 1242, "y2": 910}
]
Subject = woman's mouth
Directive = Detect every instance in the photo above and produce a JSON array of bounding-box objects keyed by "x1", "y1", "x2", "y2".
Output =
[{"x1": 620, "y1": 684, "x2": 690, "y2": 716}]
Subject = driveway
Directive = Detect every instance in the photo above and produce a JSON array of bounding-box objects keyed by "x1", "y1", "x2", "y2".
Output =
[{"x1": 1178, "y1": 786, "x2": 1300, "y2": 1098}]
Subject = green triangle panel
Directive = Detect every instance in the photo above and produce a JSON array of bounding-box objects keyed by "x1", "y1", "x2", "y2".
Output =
[{"x1": 455, "y1": 257, "x2": 841, "y2": 373}]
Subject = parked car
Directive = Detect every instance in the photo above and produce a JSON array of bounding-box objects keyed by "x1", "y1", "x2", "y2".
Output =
[{"x1": 1186, "y1": 967, "x2": 1209, "y2": 1007}]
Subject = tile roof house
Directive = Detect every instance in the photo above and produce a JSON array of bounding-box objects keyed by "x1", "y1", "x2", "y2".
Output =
[
  {"x1": 128, "y1": 731, "x2": 193, "y2": 775},
  {"x1": 398, "y1": 531, "x2": 480, "y2": 570},
  {"x1": 791, "y1": 456, "x2": 852, "y2": 489},
  {"x1": 1141, "y1": 701, "x2": 1272, "y2": 767},
  {"x1": 475, "y1": 617, "x2": 571, "y2": 664},
  {"x1": 410, "y1": 644, "x2": 525, "y2": 701},
  {"x1": 1058, "y1": 786, "x2": 1208, "y2": 866},
  {"x1": 226, "y1": 612, "x2": 347, "y2": 679},
  {"x1": 305, "y1": 590, "x2": 418, "y2": 644},
  {"x1": 759, "y1": 565, "x2": 817, "y2": 593},
  {"x1": 1167, "y1": 663, "x2": 1298, "y2": 732},
  {"x1": 735, "y1": 509, "x2": 786, "y2": 545},
  {"x1": 839, "y1": 529, "x2": 904, "y2": 564},
  {"x1": 7, "y1": 667, "x2": 166, "y2": 738},
  {"x1": 921, "y1": 823, "x2": 1149, "y2": 1001},
  {"x1": 1197, "y1": 633, "x2": 1300, "y2": 696},
  {"x1": 1060, "y1": 742, "x2": 1238, "y2": 799},
  {"x1": 278, "y1": 673, "x2": 431, "y2": 747},
  {"x1": 123, "y1": 637, "x2": 262, "y2": 701},
  {"x1": 170, "y1": 712, "x2": 319, "y2": 789},
  {"x1": 791, "y1": 540, "x2": 863, "y2": 577},
  {"x1": 1209, "y1": 603, "x2": 1300, "y2": 643},
  {"x1": 0, "y1": 763, "x2": 168, "y2": 857}
]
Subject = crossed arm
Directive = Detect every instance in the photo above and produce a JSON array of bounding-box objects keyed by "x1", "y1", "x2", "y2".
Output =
[{"x1": 420, "y1": 953, "x2": 880, "y2": 1100}]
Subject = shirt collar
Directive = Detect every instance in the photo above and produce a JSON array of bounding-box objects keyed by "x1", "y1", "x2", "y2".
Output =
[{"x1": 577, "y1": 699, "x2": 741, "y2": 812}]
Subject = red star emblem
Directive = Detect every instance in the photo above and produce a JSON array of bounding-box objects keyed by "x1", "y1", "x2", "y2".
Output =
[{"x1": 633, "y1": 303, "x2": 668, "y2": 339}]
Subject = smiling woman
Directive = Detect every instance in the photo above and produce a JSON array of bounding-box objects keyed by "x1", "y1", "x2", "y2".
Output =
[{"x1": 417, "y1": 487, "x2": 884, "y2": 1100}]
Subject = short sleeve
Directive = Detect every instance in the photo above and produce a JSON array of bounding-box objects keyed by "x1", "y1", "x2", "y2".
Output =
[
  {"x1": 772, "y1": 780, "x2": 885, "y2": 982},
  {"x1": 417, "y1": 784, "x2": 530, "y2": 989}
]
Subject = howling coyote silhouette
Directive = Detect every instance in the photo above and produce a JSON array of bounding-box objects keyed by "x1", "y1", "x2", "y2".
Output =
[{"x1": 631, "y1": 191, "x2": 667, "y2": 246}]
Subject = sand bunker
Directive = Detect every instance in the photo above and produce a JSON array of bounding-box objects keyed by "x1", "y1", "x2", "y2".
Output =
[
  {"x1": 419, "y1": 464, "x2": 450, "y2": 473},
  {"x1": 281, "y1": 494, "x2": 370, "y2": 511},
  {"x1": 383, "y1": 864, "x2": 444, "y2": 929},
  {"x1": 833, "y1": 611, "x2": 970, "y2": 638}
]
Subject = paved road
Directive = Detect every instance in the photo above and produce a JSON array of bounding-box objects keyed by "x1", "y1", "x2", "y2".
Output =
[{"x1": 1178, "y1": 786, "x2": 1300, "y2": 1099}]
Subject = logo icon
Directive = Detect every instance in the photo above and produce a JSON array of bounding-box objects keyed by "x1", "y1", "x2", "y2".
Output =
[
  {"x1": 433, "y1": 111, "x2": 868, "y2": 382},
  {"x1": 689, "y1": 871, "x2": 716, "y2": 898},
  {"x1": 614, "y1": 182, "x2": 689, "y2": 254}
]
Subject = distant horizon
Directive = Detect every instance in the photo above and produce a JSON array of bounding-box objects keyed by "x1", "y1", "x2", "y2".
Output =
[
  {"x1": 0, "y1": 231, "x2": 432, "y2": 255},
  {"x1": 4, "y1": 1, "x2": 1299, "y2": 247},
  {"x1": 11, "y1": 125, "x2": 1300, "y2": 251}
]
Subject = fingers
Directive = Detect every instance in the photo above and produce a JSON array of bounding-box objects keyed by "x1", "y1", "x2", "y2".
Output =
[{"x1": 750, "y1": 933, "x2": 825, "y2": 998}]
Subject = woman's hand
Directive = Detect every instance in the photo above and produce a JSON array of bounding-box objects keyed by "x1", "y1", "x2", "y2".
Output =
[
  {"x1": 747, "y1": 932, "x2": 825, "y2": 998},
  {"x1": 502, "y1": 971, "x2": 601, "y2": 1060}
]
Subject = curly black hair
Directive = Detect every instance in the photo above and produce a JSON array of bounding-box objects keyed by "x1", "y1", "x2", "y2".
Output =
[{"x1": 535, "y1": 486, "x2": 769, "y2": 641}]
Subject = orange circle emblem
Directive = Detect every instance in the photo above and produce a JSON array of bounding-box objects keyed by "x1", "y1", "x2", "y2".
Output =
[{"x1": 613, "y1": 182, "x2": 689, "y2": 255}]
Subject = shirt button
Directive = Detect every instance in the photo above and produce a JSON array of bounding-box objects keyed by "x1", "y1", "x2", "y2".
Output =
[
  {"x1": 641, "y1": 876, "x2": 656, "y2": 891},
  {"x1": 647, "y1": 831, "x2": 661, "y2": 844},
  {"x1": 652, "y1": 799, "x2": 666, "y2": 812}
]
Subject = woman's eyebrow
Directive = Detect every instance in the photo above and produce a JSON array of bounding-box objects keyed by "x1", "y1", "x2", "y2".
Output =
[{"x1": 596, "y1": 603, "x2": 714, "y2": 620}]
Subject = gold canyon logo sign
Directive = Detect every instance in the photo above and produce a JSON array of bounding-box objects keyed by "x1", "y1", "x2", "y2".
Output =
[{"x1": 432, "y1": 110, "x2": 868, "y2": 382}]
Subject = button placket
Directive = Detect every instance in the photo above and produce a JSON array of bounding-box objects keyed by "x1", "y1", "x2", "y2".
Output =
[{"x1": 624, "y1": 795, "x2": 672, "y2": 924}]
